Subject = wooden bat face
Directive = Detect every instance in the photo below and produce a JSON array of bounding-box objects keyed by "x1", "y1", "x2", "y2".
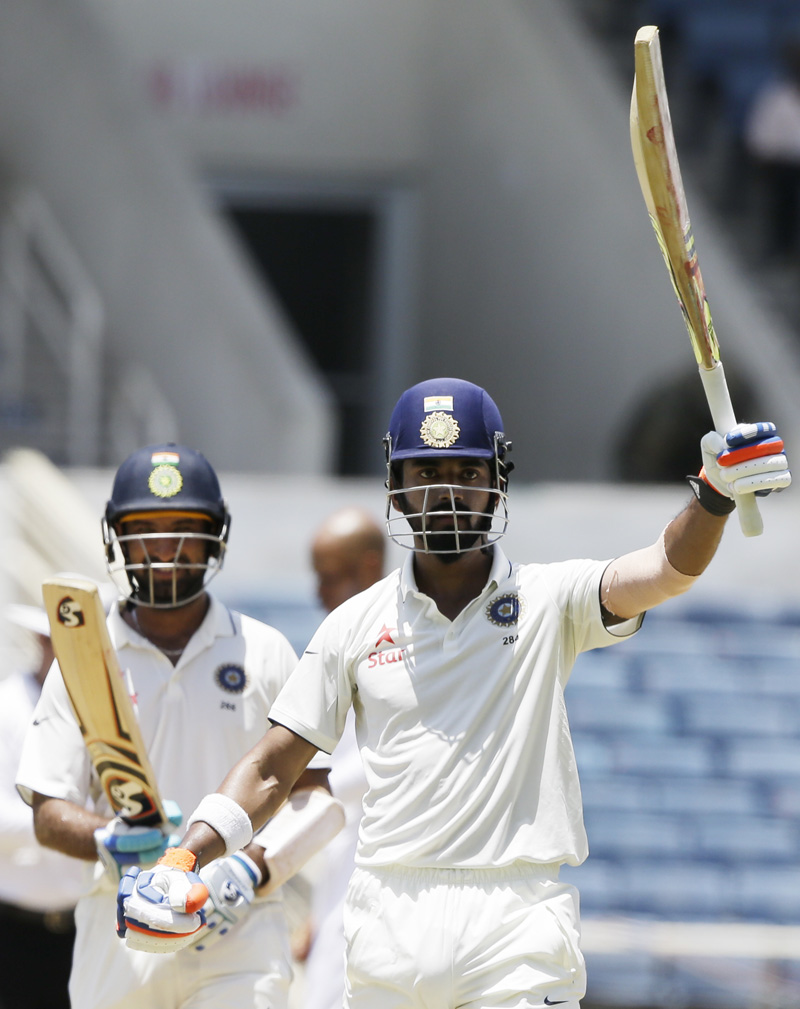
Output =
[
  {"x1": 43, "y1": 577, "x2": 167, "y2": 826},
  {"x1": 631, "y1": 25, "x2": 720, "y2": 371}
]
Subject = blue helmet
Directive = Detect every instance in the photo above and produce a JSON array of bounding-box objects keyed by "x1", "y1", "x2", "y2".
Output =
[
  {"x1": 102, "y1": 444, "x2": 231, "y2": 607},
  {"x1": 384, "y1": 377, "x2": 512, "y2": 479},
  {"x1": 105, "y1": 443, "x2": 228, "y2": 526},
  {"x1": 383, "y1": 378, "x2": 513, "y2": 553}
]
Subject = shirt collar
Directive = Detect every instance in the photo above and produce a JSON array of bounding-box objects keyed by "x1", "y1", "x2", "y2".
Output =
[
  {"x1": 400, "y1": 543, "x2": 512, "y2": 601},
  {"x1": 109, "y1": 593, "x2": 235, "y2": 653}
]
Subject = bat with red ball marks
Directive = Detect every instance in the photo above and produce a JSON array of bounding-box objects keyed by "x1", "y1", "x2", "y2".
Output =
[{"x1": 630, "y1": 24, "x2": 762, "y2": 536}]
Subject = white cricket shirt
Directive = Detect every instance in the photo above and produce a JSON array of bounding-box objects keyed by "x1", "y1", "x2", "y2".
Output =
[{"x1": 269, "y1": 546, "x2": 639, "y2": 870}]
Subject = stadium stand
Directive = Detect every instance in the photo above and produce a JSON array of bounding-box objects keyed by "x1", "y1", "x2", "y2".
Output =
[
  {"x1": 573, "y1": 0, "x2": 800, "y2": 339},
  {"x1": 565, "y1": 607, "x2": 800, "y2": 1006},
  {"x1": 565, "y1": 608, "x2": 800, "y2": 925}
]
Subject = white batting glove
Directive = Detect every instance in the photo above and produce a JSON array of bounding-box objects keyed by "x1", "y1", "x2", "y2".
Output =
[
  {"x1": 116, "y1": 848, "x2": 208, "y2": 953},
  {"x1": 700, "y1": 422, "x2": 791, "y2": 500},
  {"x1": 95, "y1": 800, "x2": 182, "y2": 881},
  {"x1": 189, "y1": 851, "x2": 261, "y2": 952}
]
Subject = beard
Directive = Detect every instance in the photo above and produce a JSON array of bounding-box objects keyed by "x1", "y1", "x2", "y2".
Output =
[
  {"x1": 131, "y1": 563, "x2": 207, "y2": 606},
  {"x1": 422, "y1": 525, "x2": 484, "y2": 558},
  {"x1": 402, "y1": 499, "x2": 493, "y2": 557}
]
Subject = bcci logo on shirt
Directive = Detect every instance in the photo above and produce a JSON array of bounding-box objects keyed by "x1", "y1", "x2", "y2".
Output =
[
  {"x1": 485, "y1": 593, "x2": 524, "y2": 627},
  {"x1": 214, "y1": 663, "x2": 247, "y2": 694}
]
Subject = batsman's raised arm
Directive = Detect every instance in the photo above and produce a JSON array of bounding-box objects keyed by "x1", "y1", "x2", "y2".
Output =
[{"x1": 601, "y1": 420, "x2": 790, "y2": 622}]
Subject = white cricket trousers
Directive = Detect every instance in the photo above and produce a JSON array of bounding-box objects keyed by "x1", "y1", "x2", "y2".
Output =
[{"x1": 343, "y1": 862, "x2": 585, "y2": 1009}]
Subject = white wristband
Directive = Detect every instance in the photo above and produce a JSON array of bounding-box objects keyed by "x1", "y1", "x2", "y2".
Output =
[{"x1": 186, "y1": 793, "x2": 253, "y2": 856}]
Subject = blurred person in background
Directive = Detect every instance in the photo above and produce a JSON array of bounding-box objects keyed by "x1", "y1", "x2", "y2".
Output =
[
  {"x1": 310, "y1": 507, "x2": 385, "y2": 615},
  {"x1": 0, "y1": 605, "x2": 84, "y2": 1009}
]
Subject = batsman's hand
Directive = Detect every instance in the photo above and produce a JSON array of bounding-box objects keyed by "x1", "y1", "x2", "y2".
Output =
[
  {"x1": 189, "y1": 852, "x2": 260, "y2": 952},
  {"x1": 700, "y1": 422, "x2": 791, "y2": 501},
  {"x1": 116, "y1": 847, "x2": 208, "y2": 953},
  {"x1": 95, "y1": 799, "x2": 182, "y2": 881}
]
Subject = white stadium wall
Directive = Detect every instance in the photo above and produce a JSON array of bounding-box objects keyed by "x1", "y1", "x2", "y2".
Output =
[
  {"x1": 0, "y1": 0, "x2": 334, "y2": 473},
  {"x1": 1, "y1": 0, "x2": 799, "y2": 480}
]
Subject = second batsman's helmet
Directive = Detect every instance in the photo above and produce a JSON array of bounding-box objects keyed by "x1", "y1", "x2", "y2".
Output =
[
  {"x1": 102, "y1": 444, "x2": 231, "y2": 607},
  {"x1": 383, "y1": 378, "x2": 513, "y2": 553}
]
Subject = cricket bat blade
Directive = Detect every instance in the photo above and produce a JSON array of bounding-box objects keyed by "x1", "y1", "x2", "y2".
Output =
[
  {"x1": 631, "y1": 24, "x2": 762, "y2": 536},
  {"x1": 42, "y1": 575, "x2": 169, "y2": 827}
]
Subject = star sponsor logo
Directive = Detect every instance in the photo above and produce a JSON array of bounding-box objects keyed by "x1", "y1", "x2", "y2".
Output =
[
  {"x1": 367, "y1": 625, "x2": 405, "y2": 669},
  {"x1": 374, "y1": 625, "x2": 396, "y2": 648}
]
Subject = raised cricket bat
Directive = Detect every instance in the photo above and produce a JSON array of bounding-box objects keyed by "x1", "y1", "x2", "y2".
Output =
[
  {"x1": 42, "y1": 575, "x2": 169, "y2": 827},
  {"x1": 630, "y1": 24, "x2": 762, "y2": 537}
]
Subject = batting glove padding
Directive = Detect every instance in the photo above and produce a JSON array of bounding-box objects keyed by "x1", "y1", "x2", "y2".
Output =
[
  {"x1": 700, "y1": 423, "x2": 791, "y2": 500},
  {"x1": 116, "y1": 847, "x2": 208, "y2": 953},
  {"x1": 95, "y1": 799, "x2": 183, "y2": 880},
  {"x1": 189, "y1": 851, "x2": 261, "y2": 952}
]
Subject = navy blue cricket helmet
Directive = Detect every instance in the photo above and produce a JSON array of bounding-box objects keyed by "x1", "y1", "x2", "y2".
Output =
[
  {"x1": 383, "y1": 378, "x2": 513, "y2": 553},
  {"x1": 102, "y1": 444, "x2": 231, "y2": 607},
  {"x1": 384, "y1": 377, "x2": 512, "y2": 474},
  {"x1": 105, "y1": 444, "x2": 227, "y2": 526}
]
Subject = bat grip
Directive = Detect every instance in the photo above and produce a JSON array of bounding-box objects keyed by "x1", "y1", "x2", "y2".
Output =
[{"x1": 699, "y1": 363, "x2": 763, "y2": 537}]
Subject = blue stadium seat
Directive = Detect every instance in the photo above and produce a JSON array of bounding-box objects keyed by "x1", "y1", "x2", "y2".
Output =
[
  {"x1": 571, "y1": 647, "x2": 633, "y2": 689},
  {"x1": 636, "y1": 0, "x2": 691, "y2": 24},
  {"x1": 694, "y1": 814, "x2": 798, "y2": 859},
  {"x1": 610, "y1": 736, "x2": 715, "y2": 776},
  {"x1": 584, "y1": 810, "x2": 686, "y2": 858},
  {"x1": 581, "y1": 951, "x2": 660, "y2": 1009},
  {"x1": 720, "y1": 59, "x2": 778, "y2": 137},
  {"x1": 620, "y1": 860, "x2": 734, "y2": 918},
  {"x1": 654, "y1": 777, "x2": 759, "y2": 816},
  {"x1": 640, "y1": 656, "x2": 754, "y2": 695},
  {"x1": 726, "y1": 738, "x2": 800, "y2": 778},
  {"x1": 681, "y1": 3, "x2": 775, "y2": 82},
  {"x1": 581, "y1": 776, "x2": 652, "y2": 813},
  {"x1": 758, "y1": 661, "x2": 800, "y2": 694},
  {"x1": 735, "y1": 865, "x2": 800, "y2": 921},
  {"x1": 560, "y1": 858, "x2": 617, "y2": 909},
  {"x1": 679, "y1": 691, "x2": 798, "y2": 736},
  {"x1": 572, "y1": 735, "x2": 614, "y2": 778},
  {"x1": 767, "y1": 779, "x2": 800, "y2": 818},
  {"x1": 566, "y1": 687, "x2": 671, "y2": 734}
]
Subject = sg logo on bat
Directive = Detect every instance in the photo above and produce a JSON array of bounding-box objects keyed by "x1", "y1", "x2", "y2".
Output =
[{"x1": 57, "y1": 596, "x2": 86, "y2": 628}]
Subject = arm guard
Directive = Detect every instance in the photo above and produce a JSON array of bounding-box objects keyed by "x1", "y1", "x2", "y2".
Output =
[
  {"x1": 602, "y1": 530, "x2": 697, "y2": 620},
  {"x1": 251, "y1": 787, "x2": 346, "y2": 897}
]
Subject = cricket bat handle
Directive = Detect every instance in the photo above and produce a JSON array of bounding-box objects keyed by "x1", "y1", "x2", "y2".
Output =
[{"x1": 699, "y1": 362, "x2": 763, "y2": 537}]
